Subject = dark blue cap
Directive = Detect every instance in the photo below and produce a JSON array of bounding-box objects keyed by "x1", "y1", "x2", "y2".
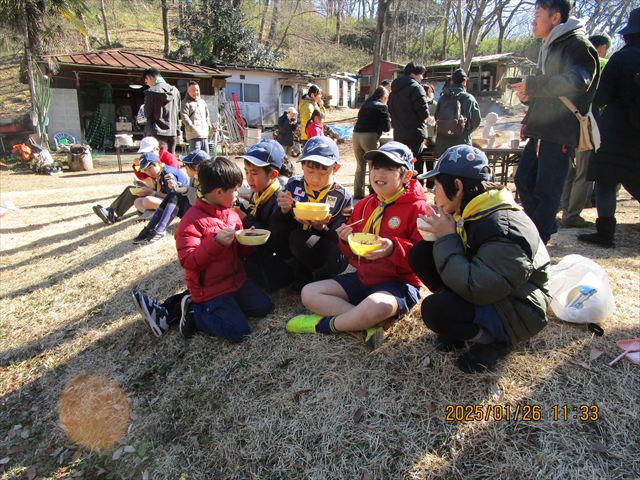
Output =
[
  {"x1": 363, "y1": 141, "x2": 414, "y2": 171},
  {"x1": 418, "y1": 145, "x2": 492, "y2": 181},
  {"x1": 139, "y1": 151, "x2": 160, "y2": 170},
  {"x1": 297, "y1": 136, "x2": 340, "y2": 166},
  {"x1": 238, "y1": 140, "x2": 285, "y2": 169},
  {"x1": 181, "y1": 150, "x2": 210, "y2": 167}
]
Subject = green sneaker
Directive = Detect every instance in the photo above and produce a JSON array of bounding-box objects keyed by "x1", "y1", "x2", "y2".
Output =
[
  {"x1": 363, "y1": 326, "x2": 385, "y2": 350},
  {"x1": 286, "y1": 314, "x2": 322, "y2": 334}
]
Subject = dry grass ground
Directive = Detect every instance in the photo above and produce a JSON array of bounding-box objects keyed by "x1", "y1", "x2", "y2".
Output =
[{"x1": 0, "y1": 144, "x2": 639, "y2": 480}]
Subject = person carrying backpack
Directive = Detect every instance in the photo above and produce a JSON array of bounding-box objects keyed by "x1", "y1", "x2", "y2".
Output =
[
  {"x1": 434, "y1": 68, "x2": 481, "y2": 157},
  {"x1": 578, "y1": 8, "x2": 640, "y2": 248}
]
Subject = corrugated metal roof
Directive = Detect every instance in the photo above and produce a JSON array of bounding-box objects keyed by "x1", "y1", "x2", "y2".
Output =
[
  {"x1": 210, "y1": 62, "x2": 310, "y2": 75},
  {"x1": 50, "y1": 50, "x2": 227, "y2": 77},
  {"x1": 427, "y1": 53, "x2": 516, "y2": 68}
]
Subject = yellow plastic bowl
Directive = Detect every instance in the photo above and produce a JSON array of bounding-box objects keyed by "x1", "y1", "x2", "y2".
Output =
[
  {"x1": 235, "y1": 229, "x2": 271, "y2": 246},
  {"x1": 293, "y1": 204, "x2": 330, "y2": 221},
  {"x1": 129, "y1": 187, "x2": 145, "y2": 195},
  {"x1": 295, "y1": 202, "x2": 330, "y2": 211},
  {"x1": 348, "y1": 233, "x2": 382, "y2": 257}
]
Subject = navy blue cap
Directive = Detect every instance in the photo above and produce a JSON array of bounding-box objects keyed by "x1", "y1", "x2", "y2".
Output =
[
  {"x1": 139, "y1": 151, "x2": 160, "y2": 170},
  {"x1": 238, "y1": 140, "x2": 285, "y2": 169},
  {"x1": 181, "y1": 150, "x2": 210, "y2": 167},
  {"x1": 417, "y1": 145, "x2": 492, "y2": 181},
  {"x1": 363, "y1": 141, "x2": 414, "y2": 171},
  {"x1": 297, "y1": 136, "x2": 340, "y2": 166}
]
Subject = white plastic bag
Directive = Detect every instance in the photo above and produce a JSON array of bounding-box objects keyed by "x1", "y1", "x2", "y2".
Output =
[{"x1": 548, "y1": 255, "x2": 615, "y2": 325}]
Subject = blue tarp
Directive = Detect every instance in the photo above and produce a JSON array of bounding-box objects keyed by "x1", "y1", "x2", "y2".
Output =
[{"x1": 326, "y1": 124, "x2": 354, "y2": 139}]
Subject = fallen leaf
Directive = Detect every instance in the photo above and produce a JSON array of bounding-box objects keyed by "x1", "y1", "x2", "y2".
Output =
[
  {"x1": 112, "y1": 448, "x2": 123, "y2": 460},
  {"x1": 355, "y1": 387, "x2": 368, "y2": 398},
  {"x1": 96, "y1": 468, "x2": 106, "y2": 477},
  {"x1": 427, "y1": 401, "x2": 437, "y2": 413},
  {"x1": 362, "y1": 469, "x2": 371, "y2": 480},
  {"x1": 142, "y1": 470, "x2": 149, "y2": 480},
  {"x1": 50, "y1": 447, "x2": 64, "y2": 457},
  {"x1": 590, "y1": 347, "x2": 604, "y2": 361},
  {"x1": 123, "y1": 445, "x2": 136, "y2": 454},
  {"x1": 0, "y1": 457, "x2": 10, "y2": 465},
  {"x1": 293, "y1": 389, "x2": 312, "y2": 401},
  {"x1": 20, "y1": 429, "x2": 30, "y2": 439},
  {"x1": 26, "y1": 467, "x2": 36, "y2": 480},
  {"x1": 353, "y1": 406, "x2": 366, "y2": 424},
  {"x1": 422, "y1": 356, "x2": 432, "y2": 368}
]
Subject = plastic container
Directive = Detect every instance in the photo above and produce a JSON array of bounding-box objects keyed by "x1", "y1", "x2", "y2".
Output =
[
  {"x1": 293, "y1": 203, "x2": 330, "y2": 221},
  {"x1": 235, "y1": 229, "x2": 271, "y2": 246},
  {"x1": 348, "y1": 233, "x2": 382, "y2": 256}
]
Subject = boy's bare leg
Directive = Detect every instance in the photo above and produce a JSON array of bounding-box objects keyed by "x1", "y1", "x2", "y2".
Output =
[
  {"x1": 333, "y1": 292, "x2": 398, "y2": 332},
  {"x1": 301, "y1": 280, "x2": 353, "y2": 317},
  {"x1": 134, "y1": 196, "x2": 163, "y2": 212}
]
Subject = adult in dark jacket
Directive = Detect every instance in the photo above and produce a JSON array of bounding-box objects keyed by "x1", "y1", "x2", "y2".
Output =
[
  {"x1": 277, "y1": 107, "x2": 298, "y2": 157},
  {"x1": 410, "y1": 145, "x2": 550, "y2": 373},
  {"x1": 352, "y1": 86, "x2": 391, "y2": 198},
  {"x1": 512, "y1": 0, "x2": 599, "y2": 244},
  {"x1": 579, "y1": 10, "x2": 640, "y2": 248},
  {"x1": 434, "y1": 68, "x2": 482, "y2": 157},
  {"x1": 388, "y1": 62, "x2": 430, "y2": 175},
  {"x1": 143, "y1": 67, "x2": 181, "y2": 154}
]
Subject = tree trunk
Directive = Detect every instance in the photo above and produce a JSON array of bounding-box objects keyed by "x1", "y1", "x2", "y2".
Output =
[
  {"x1": 372, "y1": 0, "x2": 391, "y2": 88},
  {"x1": 441, "y1": 0, "x2": 451, "y2": 59},
  {"x1": 258, "y1": 0, "x2": 270, "y2": 42},
  {"x1": 268, "y1": 0, "x2": 279, "y2": 42},
  {"x1": 99, "y1": 0, "x2": 111, "y2": 47},
  {"x1": 162, "y1": 0, "x2": 170, "y2": 56},
  {"x1": 77, "y1": 9, "x2": 90, "y2": 51},
  {"x1": 335, "y1": 0, "x2": 342, "y2": 45}
]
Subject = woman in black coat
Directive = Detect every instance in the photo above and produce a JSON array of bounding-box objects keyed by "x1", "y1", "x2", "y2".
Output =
[
  {"x1": 352, "y1": 86, "x2": 391, "y2": 198},
  {"x1": 579, "y1": 14, "x2": 640, "y2": 248}
]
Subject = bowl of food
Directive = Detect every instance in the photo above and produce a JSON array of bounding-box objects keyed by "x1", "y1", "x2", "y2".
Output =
[
  {"x1": 235, "y1": 228, "x2": 271, "y2": 246},
  {"x1": 417, "y1": 217, "x2": 437, "y2": 241},
  {"x1": 293, "y1": 202, "x2": 330, "y2": 221},
  {"x1": 129, "y1": 186, "x2": 146, "y2": 195},
  {"x1": 348, "y1": 232, "x2": 382, "y2": 257}
]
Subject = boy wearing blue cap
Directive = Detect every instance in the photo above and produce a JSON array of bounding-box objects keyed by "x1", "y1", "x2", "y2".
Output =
[
  {"x1": 408, "y1": 145, "x2": 551, "y2": 372},
  {"x1": 235, "y1": 140, "x2": 295, "y2": 292},
  {"x1": 133, "y1": 149, "x2": 207, "y2": 244},
  {"x1": 274, "y1": 136, "x2": 353, "y2": 290},
  {"x1": 286, "y1": 142, "x2": 427, "y2": 348},
  {"x1": 93, "y1": 151, "x2": 188, "y2": 225}
]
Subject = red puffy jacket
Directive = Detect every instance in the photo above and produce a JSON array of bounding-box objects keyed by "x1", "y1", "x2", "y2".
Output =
[
  {"x1": 175, "y1": 199, "x2": 250, "y2": 303},
  {"x1": 339, "y1": 179, "x2": 429, "y2": 287}
]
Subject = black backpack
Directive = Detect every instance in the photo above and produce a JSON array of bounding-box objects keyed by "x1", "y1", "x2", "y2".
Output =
[{"x1": 435, "y1": 91, "x2": 467, "y2": 138}]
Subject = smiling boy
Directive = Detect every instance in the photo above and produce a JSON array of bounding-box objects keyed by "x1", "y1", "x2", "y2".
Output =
[{"x1": 286, "y1": 142, "x2": 427, "y2": 349}]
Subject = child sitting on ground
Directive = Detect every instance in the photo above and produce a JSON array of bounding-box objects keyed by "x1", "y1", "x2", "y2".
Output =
[
  {"x1": 305, "y1": 109, "x2": 325, "y2": 139},
  {"x1": 93, "y1": 151, "x2": 188, "y2": 224},
  {"x1": 235, "y1": 140, "x2": 295, "y2": 292},
  {"x1": 274, "y1": 136, "x2": 352, "y2": 290},
  {"x1": 133, "y1": 149, "x2": 207, "y2": 245},
  {"x1": 408, "y1": 145, "x2": 550, "y2": 373},
  {"x1": 175, "y1": 157, "x2": 273, "y2": 342},
  {"x1": 286, "y1": 142, "x2": 427, "y2": 349},
  {"x1": 131, "y1": 137, "x2": 180, "y2": 183}
]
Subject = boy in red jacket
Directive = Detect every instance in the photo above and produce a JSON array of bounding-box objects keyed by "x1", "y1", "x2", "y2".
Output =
[
  {"x1": 175, "y1": 157, "x2": 273, "y2": 342},
  {"x1": 286, "y1": 142, "x2": 428, "y2": 348}
]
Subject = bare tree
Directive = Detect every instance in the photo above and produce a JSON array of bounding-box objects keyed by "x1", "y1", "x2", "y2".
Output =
[
  {"x1": 99, "y1": 0, "x2": 111, "y2": 47},
  {"x1": 372, "y1": 0, "x2": 391, "y2": 87},
  {"x1": 161, "y1": 0, "x2": 170, "y2": 56},
  {"x1": 268, "y1": 0, "x2": 279, "y2": 42},
  {"x1": 453, "y1": 0, "x2": 502, "y2": 71},
  {"x1": 258, "y1": 0, "x2": 270, "y2": 42}
]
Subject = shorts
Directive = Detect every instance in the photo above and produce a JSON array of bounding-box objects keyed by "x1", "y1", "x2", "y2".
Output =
[{"x1": 333, "y1": 272, "x2": 421, "y2": 317}]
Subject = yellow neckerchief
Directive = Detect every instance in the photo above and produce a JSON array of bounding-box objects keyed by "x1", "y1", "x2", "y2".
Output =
[
  {"x1": 154, "y1": 164, "x2": 165, "y2": 193},
  {"x1": 362, "y1": 187, "x2": 405, "y2": 235},
  {"x1": 302, "y1": 181, "x2": 333, "y2": 230},
  {"x1": 249, "y1": 179, "x2": 279, "y2": 217},
  {"x1": 454, "y1": 189, "x2": 521, "y2": 250},
  {"x1": 194, "y1": 177, "x2": 204, "y2": 200}
]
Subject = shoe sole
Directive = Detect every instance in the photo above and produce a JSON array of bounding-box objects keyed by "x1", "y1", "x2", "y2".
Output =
[
  {"x1": 131, "y1": 289, "x2": 163, "y2": 338},
  {"x1": 93, "y1": 206, "x2": 112, "y2": 225},
  {"x1": 179, "y1": 295, "x2": 194, "y2": 339}
]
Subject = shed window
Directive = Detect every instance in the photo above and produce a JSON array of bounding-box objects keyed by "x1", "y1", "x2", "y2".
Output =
[
  {"x1": 226, "y1": 82, "x2": 243, "y2": 102},
  {"x1": 281, "y1": 86, "x2": 294, "y2": 104},
  {"x1": 243, "y1": 84, "x2": 260, "y2": 103}
]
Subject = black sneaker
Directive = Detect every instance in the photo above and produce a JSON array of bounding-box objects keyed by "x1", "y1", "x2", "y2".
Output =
[
  {"x1": 133, "y1": 227, "x2": 151, "y2": 244},
  {"x1": 435, "y1": 336, "x2": 466, "y2": 352},
  {"x1": 93, "y1": 205, "x2": 115, "y2": 225},
  {"x1": 146, "y1": 230, "x2": 166, "y2": 244},
  {"x1": 456, "y1": 342, "x2": 512, "y2": 373},
  {"x1": 131, "y1": 288, "x2": 169, "y2": 338},
  {"x1": 179, "y1": 294, "x2": 196, "y2": 339}
]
